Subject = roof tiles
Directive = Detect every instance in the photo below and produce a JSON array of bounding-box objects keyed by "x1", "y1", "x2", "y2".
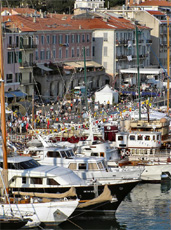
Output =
[
  {"x1": 2, "y1": 8, "x2": 150, "y2": 32},
  {"x1": 131, "y1": 0, "x2": 171, "y2": 7}
]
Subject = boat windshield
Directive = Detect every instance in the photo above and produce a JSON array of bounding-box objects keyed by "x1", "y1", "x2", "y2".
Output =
[
  {"x1": 6, "y1": 159, "x2": 40, "y2": 170},
  {"x1": 14, "y1": 159, "x2": 40, "y2": 169},
  {"x1": 66, "y1": 150, "x2": 75, "y2": 157}
]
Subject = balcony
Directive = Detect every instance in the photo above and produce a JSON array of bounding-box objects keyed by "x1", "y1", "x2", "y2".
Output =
[
  {"x1": 19, "y1": 61, "x2": 34, "y2": 68},
  {"x1": 116, "y1": 55, "x2": 127, "y2": 60},
  {"x1": 7, "y1": 44, "x2": 19, "y2": 49},
  {"x1": 146, "y1": 39, "x2": 152, "y2": 44},
  {"x1": 20, "y1": 44, "x2": 37, "y2": 50},
  {"x1": 116, "y1": 40, "x2": 129, "y2": 46},
  {"x1": 139, "y1": 54, "x2": 148, "y2": 59}
]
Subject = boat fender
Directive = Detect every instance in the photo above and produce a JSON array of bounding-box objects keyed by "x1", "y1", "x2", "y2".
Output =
[{"x1": 120, "y1": 150, "x2": 125, "y2": 156}]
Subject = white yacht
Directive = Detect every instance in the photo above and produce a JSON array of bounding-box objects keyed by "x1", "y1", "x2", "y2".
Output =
[
  {"x1": 23, "y1": 143, "x2": 143, "y2": 182},
  {"x1": 115, "y1": 131, "x2": 162, "y2": 157},
  {"x1": 0, "y1": 146, "x2": 139, "y2": 216}
]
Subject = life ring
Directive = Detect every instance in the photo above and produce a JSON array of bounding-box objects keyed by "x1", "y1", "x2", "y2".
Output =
[{"x1": 125, "y1": 151, "x2": 130, "y2": 156}]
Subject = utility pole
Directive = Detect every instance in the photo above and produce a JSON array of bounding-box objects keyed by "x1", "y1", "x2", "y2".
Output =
[{"x1": 167, "y1": 16, "x2": 170, "y2": 115}]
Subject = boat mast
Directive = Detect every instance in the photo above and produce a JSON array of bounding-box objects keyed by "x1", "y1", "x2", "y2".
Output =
[
  {"x1": 32, "y1": 90, "x2": 34, "y2": 129},
  {"x1": 0, "y1": 0, "x2": 8, "y2": 193},
  {"x1": 83, "y1": 47, "x2": 88, "y2": 112},
  {"x1": 167, "y1": 16, "x2": 170, "y2": 115}
]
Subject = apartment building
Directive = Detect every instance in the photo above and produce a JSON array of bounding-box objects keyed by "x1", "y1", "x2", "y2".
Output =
[
  {"x1": 92, "y1": 12, "x2": 151, "y2": 87},
  {"x1": 107, "y1": 9, "x2": 171, "y2": 69},
  {"x1": 2, "y1": 9, "x2": 108, "y2": 100},
  {"x1": 2, "y1": 7, "x2": 152, "y2": 100}
]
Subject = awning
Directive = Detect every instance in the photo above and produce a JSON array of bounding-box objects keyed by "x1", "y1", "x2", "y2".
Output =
[
  {"x1": 37, "y1": 64, "x2": 52, "y2": 71},
  {"x1": 120, "y1": 68, "x2": 165, "y2": 75},
  {"x1": 121, "y1": 91, "x2": 160, "y2": 96},
  {"x1": 11, "y1": 91, "x2": 27, "y2": 97},
  {"x1": 5, "y1": 92, "x2": 14, "y2": 98},
  {"x1": 5, "y1": 90, "x2": 27, "y2": 98},
  {"x1": 64, "y1": 61, "x2": 102, "y2": 68}
]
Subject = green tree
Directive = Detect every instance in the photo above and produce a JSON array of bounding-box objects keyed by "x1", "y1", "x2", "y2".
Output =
[
  {"x1": 46, "y1": 0, "x2": 74, "y2": 14},
  {"x1": 105, "y1": 0, "x2": 125, "y2": 8}
]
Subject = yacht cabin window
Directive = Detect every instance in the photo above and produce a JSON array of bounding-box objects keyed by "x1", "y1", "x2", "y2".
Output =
[
  {"x1": 85, "y1": 148, "x2": 91, "y2": 150},
  {"x1": 130, "y1": 135, "x2": 135, "y2": 141},
  {"x1": 78, "y1": 163, "x2": 87, "y2": 170},
  {"x1": 137, "y1": 135, "x2": 143, "y2": 140},
  {"x1": 91, "y1": 152, "x2": 99, "y2": 157},
  {"x1": 88, "y1": 163, "x2": 98, "y2": 170},
  {"x1": 61, "y1": 151, "x2": 67, "y2": 158},
  {"x1": 30, "y1": 177, "x2": 42, "y2": 184},
  {"x1": 68, "y1": 163, "x2": 77, "y2": 170},
  {"x1": 66, "y1": 150, "x2": 74, "y2": 157},
  {"x1": 145, "y1": 135, "x2": 150, "y2": 141},
  {"x1": 22, "y1": 177, "x2": 26, "y2": 184},
  {"x1": 100, "y1": 152, "x2": 104, "y2": 157},
  {"x1": 47, "y1": 151, "x2": 61, "y2": 158},
  {"x1": 97, "y1": 162, "x2": 104, "y2": 170},
  {"x1": 47, "y1": 178, "x2": 59, "y2": 185},
  {"x1": 118, "y1": 136, "x2": 123, "y2": 141}
]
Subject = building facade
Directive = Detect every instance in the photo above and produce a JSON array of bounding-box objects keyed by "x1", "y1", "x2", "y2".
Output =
[
  {"x1": 74, "y1": 0, "x2": 105, "y2": 10},
  {"x1": 2, "y1": 9, "x2": 109, "y2": 100},
  {"x1": 92, "y1": 12, "x2": 151, "y2": 87}
]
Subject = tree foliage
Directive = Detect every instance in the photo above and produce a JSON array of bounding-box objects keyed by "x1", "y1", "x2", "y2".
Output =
[
  {"x1": 2, "y1": 0, "x2": 124, "y2": 13},
  {"x1": 45, "y1": 0, "x2": 75, "y2": 14},
  {"x1": 105, "y1": 0, "x2": 125, "y2": 8}
]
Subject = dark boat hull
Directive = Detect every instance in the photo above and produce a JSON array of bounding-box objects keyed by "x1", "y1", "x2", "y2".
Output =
[
  {"x1": 0, "y1": 217, "x2": 29, "y2": 229},
  {"x1": 12, "y1": 180, "x2": 139, "y2": 217}
]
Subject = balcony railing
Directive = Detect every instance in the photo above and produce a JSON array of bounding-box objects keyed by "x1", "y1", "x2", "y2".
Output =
[
  {"x1": 7, "y1": 44, "x2": 19, "y2": 49},
  {"x1": 20, "y1": 44, "x2": 37, "y2": 50},
  {"x1": 146, "y1": 39, "x2": 152, "y2": 43},
  {"x1": 116, "y1": 55, "x2": 127, "y2": 60},
  {"x1": 19, "y1": 61, "x2": 34, "y2": 68}
]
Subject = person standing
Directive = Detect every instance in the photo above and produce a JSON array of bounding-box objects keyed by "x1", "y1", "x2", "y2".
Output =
[{"x1": 107, "y1": 100, "x2": 110, "y2": 109}]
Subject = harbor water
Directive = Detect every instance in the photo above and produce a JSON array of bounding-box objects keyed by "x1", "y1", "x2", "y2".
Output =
[{"x1": 24, "y1": 182, "x2": 171, "y2": 230}]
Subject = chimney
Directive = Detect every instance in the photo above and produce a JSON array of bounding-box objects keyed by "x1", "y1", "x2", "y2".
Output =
[
  {"x1": 79, "y1": 25, "x2": 82, "y2": 29},
  {"x1": 33, "y1": 17, "x2": 36, "y2": 23}
]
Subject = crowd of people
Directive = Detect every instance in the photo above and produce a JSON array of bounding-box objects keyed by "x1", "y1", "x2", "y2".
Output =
[{"x1": 5, "y1": 91, "x2": 162, "y2": 136}]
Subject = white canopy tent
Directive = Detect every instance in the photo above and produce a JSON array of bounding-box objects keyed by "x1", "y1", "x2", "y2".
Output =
[{"x1": 95, "y1": 85, "x2": 118, "y2": 105}]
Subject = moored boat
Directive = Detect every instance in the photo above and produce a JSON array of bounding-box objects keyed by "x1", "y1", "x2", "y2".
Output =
[{"x1": 0, "y1": 215, "x2": 29, "y2": 229}]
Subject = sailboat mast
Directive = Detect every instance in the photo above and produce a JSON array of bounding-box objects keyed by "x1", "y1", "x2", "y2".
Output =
[
  {"x1": 32, "y1": 90, "x2": 34, "y2": 129},
  {"x1": 167, "y1": 16, "x2": 170, "y2": 115},
  {"x1": 0, "y1": 1, "x2": 8, "y2": 193},
  {"x1": 0, "y1": 2, "x2": 7, "y2": 170}
]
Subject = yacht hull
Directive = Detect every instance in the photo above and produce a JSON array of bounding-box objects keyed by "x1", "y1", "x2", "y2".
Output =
[
  {"x1": 0, "y1": 199, "x2": 79, "y2": 227},
  {"x1": 12, "y1": 180, "x2": 139, "y2": 216}
]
